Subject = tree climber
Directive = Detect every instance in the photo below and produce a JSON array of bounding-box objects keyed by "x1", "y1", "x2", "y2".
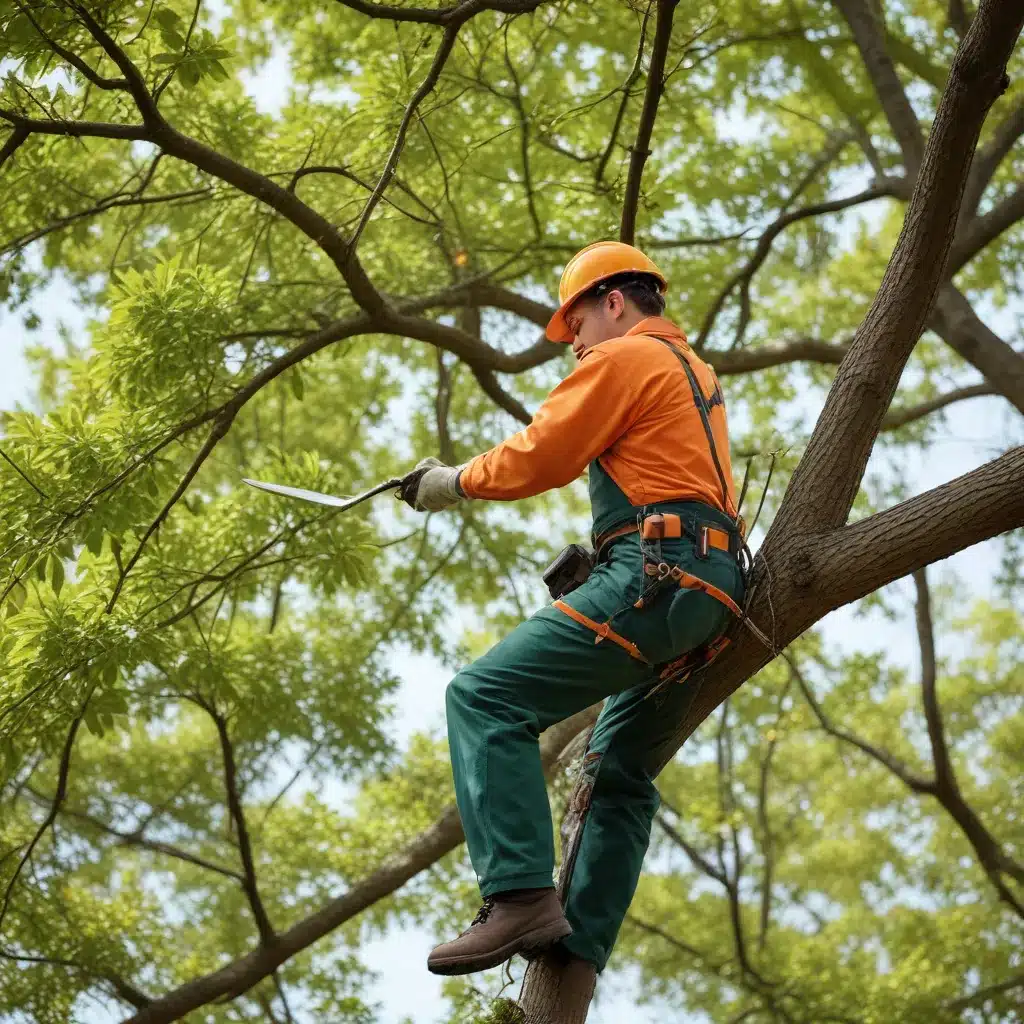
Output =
[{"x1": 401, "y1": 241, "x2": 747, "y2": 977}]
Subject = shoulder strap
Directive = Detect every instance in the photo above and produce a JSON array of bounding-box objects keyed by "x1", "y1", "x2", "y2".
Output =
[{"x1": 649, "y1": 336, "x2": 736, "y2": 520}]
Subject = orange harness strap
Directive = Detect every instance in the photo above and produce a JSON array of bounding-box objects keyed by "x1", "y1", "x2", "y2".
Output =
[
  {"x1": 642, "y1": 562, "x2": 743, "y2": 618},
  {"x1": 552, "y1": 600, "x2": 650, "y2": 664},
  {"x1": 675, "y1": 570, "x2": 743, "y2": 618}
]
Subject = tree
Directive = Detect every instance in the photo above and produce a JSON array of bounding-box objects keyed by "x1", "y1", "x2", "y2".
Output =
[{"x1": 0, "y1": 1, "x2": 1021, "y2": 1022}]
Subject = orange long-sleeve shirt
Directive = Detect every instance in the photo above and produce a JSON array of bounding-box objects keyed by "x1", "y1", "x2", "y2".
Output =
[{"x1": 459, "y1": 317, "x2": 737, "y2": 517}]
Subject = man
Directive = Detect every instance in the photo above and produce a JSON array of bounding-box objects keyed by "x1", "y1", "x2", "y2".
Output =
[{"x1": 401, "y1": 241, "x2": 746, "y2": 977}]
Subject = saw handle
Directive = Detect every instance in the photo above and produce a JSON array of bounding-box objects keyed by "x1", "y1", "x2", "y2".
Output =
[{"x1": 397, "y1": 466, "x2": 431, "y2": 509}]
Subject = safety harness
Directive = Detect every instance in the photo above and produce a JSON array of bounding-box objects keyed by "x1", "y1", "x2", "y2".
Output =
[{"x1": 554, "y1": 334, "x2": 758, "y2": 696}]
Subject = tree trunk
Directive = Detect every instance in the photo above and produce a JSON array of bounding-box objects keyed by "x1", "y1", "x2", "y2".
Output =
[
  {"x1": 517, "y1": 2, "x2": 1024, "y2": 1019},
  {"x1": 520, "y1": 956, "x2": 597, "y2": 1024}
]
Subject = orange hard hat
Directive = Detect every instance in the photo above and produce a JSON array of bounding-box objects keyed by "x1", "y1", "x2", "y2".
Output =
[{"x1": 545, "y1": 241, "x2": 668, "y2": 342}]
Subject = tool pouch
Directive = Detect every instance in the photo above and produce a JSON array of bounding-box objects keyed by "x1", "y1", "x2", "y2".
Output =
[{"x1": 542, "y1": 543, "x2": 594, "y2": 599}]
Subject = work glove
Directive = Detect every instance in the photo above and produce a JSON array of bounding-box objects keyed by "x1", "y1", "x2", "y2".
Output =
[{"x1": 400, "y1": 457, "x2": 466, "y2": 512}]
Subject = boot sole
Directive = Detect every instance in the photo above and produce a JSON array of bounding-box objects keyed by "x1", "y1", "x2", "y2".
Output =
[{"x1": 427, "y1": 917, "x2": 573, "y2": 976}]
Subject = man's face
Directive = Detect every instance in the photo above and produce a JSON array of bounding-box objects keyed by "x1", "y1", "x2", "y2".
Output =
[{"x1": 566, "y1": 289, "x2": 626, "y2": 360}]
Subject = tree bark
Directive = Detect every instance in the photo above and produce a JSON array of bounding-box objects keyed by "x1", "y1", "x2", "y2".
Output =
[
  {"x1": 517, "y1": 2, "x2": 1024, "y2": 1019},
  {"x1": 929, "y1": 285, "x2": 1024, "y2": 415}
]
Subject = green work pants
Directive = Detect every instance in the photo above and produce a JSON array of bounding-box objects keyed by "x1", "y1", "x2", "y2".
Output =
[{"x1": 445, "y1": 531, "x2": 744, "y2": 971}]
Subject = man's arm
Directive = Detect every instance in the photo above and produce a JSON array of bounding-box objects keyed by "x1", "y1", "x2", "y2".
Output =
[{"x1": 459, "y1": 347, "x2": 641, "y2": 501}]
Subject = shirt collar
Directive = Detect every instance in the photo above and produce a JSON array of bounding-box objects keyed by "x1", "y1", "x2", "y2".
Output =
[{"x1": 625, "y1": 316, "x2": 688, "y2": 345}]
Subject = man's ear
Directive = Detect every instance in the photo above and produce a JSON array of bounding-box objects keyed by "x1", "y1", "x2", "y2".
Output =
[{"x1": 607, "y1": 289, "x2": 626, "y2": 319}]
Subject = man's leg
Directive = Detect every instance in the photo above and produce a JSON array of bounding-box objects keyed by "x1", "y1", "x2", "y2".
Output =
[
  {"x1": 558, "y1": 676, "x2": 700, "y2": 971},
  {"x1": 446, "y1": 604, "x2": 651, "y2": 900},
  {"x1": 432, "y1": 604, "x2": 651, "y2": 974}
]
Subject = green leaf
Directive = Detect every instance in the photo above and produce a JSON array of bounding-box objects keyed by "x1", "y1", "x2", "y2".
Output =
[
  {"x1": 4, "y1": 581, "x2": 27, "y2": 616},
  {"x1": 154, "y1": 9, "x2": 184, "y2": 31},
  {"x1": 152, "y1": 53, "x2": 179, "y2": 65},
  {"x1": 85, "y1": 526, "x2": 104, "y2": 557},
  {"x1": 49, "y1": 555, "x2": 64, "y2": 596},
  {"x1": 179, "y1": 64, "x2": 201, "y2": 88}
]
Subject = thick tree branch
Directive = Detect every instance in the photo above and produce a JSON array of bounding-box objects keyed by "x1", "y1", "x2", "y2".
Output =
[
  {"x1": 914, "y1": 569, "x2": 951, "y2": 787},
  {"x1": 645, "y1": 442, "x2": 1024, "y2": 787},
  {"x1": 770, "y1": 3, "x2": 1021, "y2": 537},
  {"x1": 334, "y1": 0, "x2": 548, "y2": 25},
  {"x1": 416, "y1": 281, "x2": 857, "y2": 377},
  {"x1": 831, "y1": 0, "x2": 925, "y2": 175},
  {"x1": 456, "y1": 281, "x2": 553, "y2": 328},
  {"x1": 620, "y1": 0, "x2": 678, "y2": 244},
  {"x1": 208, "y1": 708, "x2": 276, "y2": 944},
  {"x1": 0, "y1": 110, "x2": 149, "y2": 142},
  {"x1": 928, "y1": 286, "x2": 1024, "y2": 415},
  {"x1": 0, "y1": 125, "x2": 30, "y2": 170},
  {"x1": 469, "y1": 366, "x2": 531, "y2": 424},
  {"x1": 806, "y1": 445, "x2": 1024, "y2": 611},
  {"x1": 948, "y1": 0, "x2": 974, "y2": 38},
  {"x1": 962, "y1": 100, "x2": 1024, "y2": 216},
  {"x1": 948, "y1": 181, "x2": 1024, "y2": 273},
  {"x1": 120, "y1": 704, "x2": 598, "y2": 1024}
]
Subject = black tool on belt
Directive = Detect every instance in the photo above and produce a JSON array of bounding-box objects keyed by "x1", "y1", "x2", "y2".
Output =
[{"x1": 541, "y1": 544, "x2": 594, "y2": 599}]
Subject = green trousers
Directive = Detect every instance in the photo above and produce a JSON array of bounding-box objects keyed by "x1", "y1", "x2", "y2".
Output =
[{"x1": 445, "y1": 530, "x2": 744, "y2": 971}]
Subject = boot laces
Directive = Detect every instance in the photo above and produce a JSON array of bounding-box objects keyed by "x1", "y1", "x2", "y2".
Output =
[{"x1": 470, "y1": 899, "x2": 495, "y2": 927}]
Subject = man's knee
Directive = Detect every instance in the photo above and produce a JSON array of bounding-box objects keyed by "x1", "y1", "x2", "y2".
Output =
[
  {"x1": 445, "y1": 669, "x2": 478, "y2": 722},
  {"x1": 445, "y1": 666, "x2": 534, "y2": 728},
  {"x1": 590, "y1": 751, "x2": 661, "y2": 818}
]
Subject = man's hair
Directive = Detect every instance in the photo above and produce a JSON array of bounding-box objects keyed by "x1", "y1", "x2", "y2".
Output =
[{"x1": 587, "y1": 271, "x2": 666, "y2": 316}]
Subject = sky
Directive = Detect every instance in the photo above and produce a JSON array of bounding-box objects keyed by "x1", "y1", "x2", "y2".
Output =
[{"x1": 2, "y1": 14, "x2": 1023, "y2": 1024}]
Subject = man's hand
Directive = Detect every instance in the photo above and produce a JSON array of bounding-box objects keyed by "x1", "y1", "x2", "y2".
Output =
[{"x1": 400, "y1": 457, "x2": 466, "y2": 512}]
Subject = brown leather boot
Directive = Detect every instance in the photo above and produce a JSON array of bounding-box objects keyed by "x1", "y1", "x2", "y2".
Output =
[{"x1": 427, "y1": 888, "x2": 572, "y2": 976}]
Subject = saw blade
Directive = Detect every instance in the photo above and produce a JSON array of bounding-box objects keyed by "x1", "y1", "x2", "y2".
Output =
[{"x1": 243, "y1": 477, "x2": 404, "y2": 512}]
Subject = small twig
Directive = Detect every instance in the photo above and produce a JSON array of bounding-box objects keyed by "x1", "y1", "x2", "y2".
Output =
[
  {"x1": 620, "y1": 0, "x2": 679, "y2": 244},
  {"x1": 697, "y1": 185, "x2": 889, "y2": 351},
  {"x1": 348, "y1": 22, "x2": 461, "y2": 252},
  {"x1": 747, "y1": 452, "x2": 777, "y2": 537},
  {"x1": 105, "y1": 410, "x2": 237, "y2": 613},
  {"x1": 0, "y1": 707, "x2": 85, "y2": 931},
  {"x1": 271, "y1": 972, "x2": 296, "y2": 1024},
  {"x1": 0, "y1": 447, "x2": 49, "y2": 499},
  {"x1": 14, "y1": 0, "x2": 129, "y2": 91},
  {"x1": 208, "y1": 706, "x2": 276, "y2": 944},
  {"x1": 21, "y1": 786, "x2": 243, "y2": 881},
  {"x1": 882, "y1": 383, "x2": 995, "y2": 429},
  {"x1": 154, "y1": 0, "x2": 204, "y2": 101}
]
